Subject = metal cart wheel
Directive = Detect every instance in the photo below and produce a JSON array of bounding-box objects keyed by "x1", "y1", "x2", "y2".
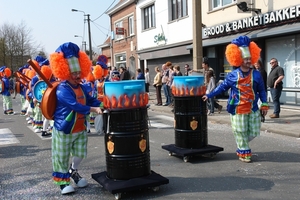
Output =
[
  {"x1": 183, "y1": 156, "x2": 189, "y2": 162},
  {"x1": 114, "y1": 193, "x2": 122, "y2": 200},
  {"x1": 152, "y1": 186, "x2": 160, "y2": 192}
]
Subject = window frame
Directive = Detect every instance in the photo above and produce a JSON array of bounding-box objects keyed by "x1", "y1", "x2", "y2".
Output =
[
  {"x1": 211, "y1": 0, "x2": 236, "y2": 10},
  {"x1": 115, "y1": 20, "x2": 124, "y2": 40},
  {"x1": 171, "y1": 0, "x2": 188, "y2": 21},
  {"x1": 142, "y1": 4, "x2": 156, "y2": 30},
  {"x1": 128, "y1": 15, "x2": 134, "y2": 36}
]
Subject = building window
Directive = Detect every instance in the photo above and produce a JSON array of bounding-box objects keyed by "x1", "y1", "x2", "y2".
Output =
[
  {"x1": 115, "y1": 53, "x2": 126, "y2": 69},
  {"x1": 143, "y1": 4, "x2": 155, "y2": 30},
  {"x1": 171, "y1": 0, "x2": 188, "y2": 21},
  {"x1": 212, "y1": 0, "x2": 236, "y2": 9},
  {"x1": 128, "y1": 16, "x2": 134, "y2": 36},
  {"x1": 115, "y1": 21, "x2": 124, "y2": 40}
]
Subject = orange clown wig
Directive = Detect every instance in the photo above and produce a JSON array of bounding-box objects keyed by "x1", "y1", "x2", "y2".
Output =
[
  {"x1": 49, "y1": 42, "x2": 91, "y2": 81},
  {"x1": 4, "y1": 68, "x2": 11, "y2": 77},
  {"x1": 225, "y1": 35, "x2": 261, "y2": 67}
]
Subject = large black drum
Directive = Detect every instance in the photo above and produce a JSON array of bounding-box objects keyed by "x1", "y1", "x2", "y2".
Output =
[
  {"x1": 174, "y1": 96, "x2": 208, "y2": 149},
  {"x1": 103, "y1": 107, "x2": 150, "y2": 180}
]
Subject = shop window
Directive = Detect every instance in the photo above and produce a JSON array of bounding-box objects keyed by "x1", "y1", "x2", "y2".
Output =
[
  {"x1": 211, "y1": 0, "x2": 236, "y2": 10},
  {"x1": 171, "y1": 0, "x2": 188, "y2": 21},
  {"x1": 143, "y1": 4, "x2": 156, "y2": 30}
]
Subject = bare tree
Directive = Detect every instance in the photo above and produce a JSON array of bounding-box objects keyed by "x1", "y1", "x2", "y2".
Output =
[{"x1": 0, "y1": 21, "x2": 41, "y2": 72}]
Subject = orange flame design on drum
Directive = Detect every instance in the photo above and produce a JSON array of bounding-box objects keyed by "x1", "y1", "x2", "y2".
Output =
[
  {"x1": 139, "y1": 93, "x2": 144, "y2": 107},
  {"x1": 111, "y1": 96, "x2": 117, "y2": 108},
  {"x1": 103, "y1": 92, "x2": 149, "y2": 109},
  {"x1": 117, "y1": 96, "x2": 123, "y2": 108},
  {"x1": 190, "y1": 87, "x2": 194, "y2": 95},
  {"x1": 124, "y1": 95, "x2": 130, "y2": 107},
  {"x1": 132, "y1": 94, "x2": 137, "y2": 107},
  {"x1": 172, "y1": 85, "x2": 206, "y2": 97}
]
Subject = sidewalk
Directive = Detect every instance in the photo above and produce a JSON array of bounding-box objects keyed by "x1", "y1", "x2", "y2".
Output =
[{"x1": 147, "y1": 90, "x2": 300, "y2": 138}]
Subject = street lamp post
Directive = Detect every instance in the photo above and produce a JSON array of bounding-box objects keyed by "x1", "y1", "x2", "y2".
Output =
[
  {"x1": 74, "y1": 35, "x2": 87, "y2": 52},
  {"x1": 72, "y1": 9, "x2": 93, "y2": 61}
]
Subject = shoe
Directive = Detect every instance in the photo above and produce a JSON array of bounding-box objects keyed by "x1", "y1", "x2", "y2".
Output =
[
  {"x1": 261, "y1": 115, "x2": 265, "y2": 122},
  {"x1": 27, "y1": 119, "x2": 33, "y2": 124},
  {"x1": 69, "y1": 167, "x2": 88, "y2": 188},
  {"x1": 3, "y1": 111, "x2": 8, "y2": 115},
  {"x1": 269, "y1": 114, "x2": 279, "y2": 118},
  {"x1": 34, "y1": 128, "x2": 42, "y2": 133},
  {"x1": 155, "y1": 103, "x2": 162, "y2": 106},
  {"x1": 239, "y1": 157, "x2": 251, "y2": 163},
  {"x1": 41, "y1": 131, "x2": 51, "y2": 137},
  {"x1": 218, "y1": 105, "x2": 223, "y2": 113},
  {"x1": 87, "y1": 129, "x2": 91, "y2": 133},
  {"x1": 26, "y1": 117, "x2": 31, "y2": 121},
  {"x1": 208, "y1": 113, "x2": 214, "y2": 116},
  {"x1": 207, "y1": 110, "x2": 211, "y2": 115},
  {"x1": 60, "y1": 184, "x2": 75, "y2": 195},
  {"x1": 163, "y1": 103, "x2": 169, "y2": 106},
  {"x1": 8, "y1": 111, "x2": 15, "y2": 115}
]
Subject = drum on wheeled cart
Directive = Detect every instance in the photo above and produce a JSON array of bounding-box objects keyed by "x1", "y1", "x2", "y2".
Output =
[
  {"x1": 92, "y1": 80, "x2": 169, "y2": 199},
  {"x1": 162, "y1": 76, "x2": 224, "y2": 162}
]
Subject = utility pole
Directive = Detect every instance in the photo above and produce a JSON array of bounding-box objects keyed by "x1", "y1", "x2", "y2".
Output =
[
  {"x1": 87, "y1": 14, "x2": 93, "y2": 61},
  {"x1": 192, "y1": 0, "x2": 203, "y2": 70}
]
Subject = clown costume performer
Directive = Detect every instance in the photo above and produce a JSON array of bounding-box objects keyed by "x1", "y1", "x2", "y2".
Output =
[
  {"x1": 30, "y1": 57, "x2": 49, "y2": 133},
  {"x1": 202, "y1": 35, "x2": 268, "y2": 163},
  {"x1": 49, "y1": 42, "x2": 102, "y2": 195},
  {"x1": 92, "y1": 62, "x2": 108, "y2": 135},
  {"x1": 1, "y1": 67, "x2": 14, "y2": 115},
  {"x1": 82, "y1": 70, "x2": 96, "y2": 132}
]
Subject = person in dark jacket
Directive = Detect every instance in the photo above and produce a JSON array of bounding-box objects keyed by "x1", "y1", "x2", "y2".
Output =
[
  {"x1": 136, "y1": 68, "x2": 145, "y2": 80},
  {"x1": 119, "y1": 66, "x2": 130, "y2": 80},
  {"x1": 254, "y1": 60, "x2": 268, "y2": 122}
]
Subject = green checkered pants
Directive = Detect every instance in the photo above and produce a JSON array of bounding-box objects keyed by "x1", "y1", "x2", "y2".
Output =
[
  {"x1": 52, "y1": 127, "x2": 87, "y2": 177},
  {"x1": 230, "y1": 110, "x2": 261, "y2": 152},
  {"x1": 2, "y1": 95, "x2": 12, "y2": 112}
]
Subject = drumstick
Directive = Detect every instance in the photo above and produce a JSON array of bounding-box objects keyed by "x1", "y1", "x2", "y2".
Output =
[
  {"x1": 15, "y1": 71, "x2": 31, "y2": 82},
  {"x1": 27, "y1": 59, "x2": 53, "y2": 88}
]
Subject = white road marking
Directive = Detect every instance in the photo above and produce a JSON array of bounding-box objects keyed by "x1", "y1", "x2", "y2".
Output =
[
  {"x1": 0, "y1": 128, "x2": 20, "y2": 145},
  {"x1": 149, "y1": 121, "x2": 172, "y2": 128}
]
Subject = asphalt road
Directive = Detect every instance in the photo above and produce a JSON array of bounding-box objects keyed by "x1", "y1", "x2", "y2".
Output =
[{"x1": 0, "y1": 96, "x2": 300, "y2": 200}]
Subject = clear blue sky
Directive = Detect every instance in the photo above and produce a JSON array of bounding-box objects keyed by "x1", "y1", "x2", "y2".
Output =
[{"x1": 0, "y1": 0, "x2": 117, "y2": 56}]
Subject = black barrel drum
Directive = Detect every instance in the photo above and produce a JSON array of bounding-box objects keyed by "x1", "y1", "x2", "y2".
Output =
[
  {"x1": 172, "y1": 76, "x2": 207, "y2": 149},
  {"x1": 174, "y1": 96, "x2": 207, "y2": 148},
  {"x1": 103, "y1": 80, "x2": 150, "y2": 180}
]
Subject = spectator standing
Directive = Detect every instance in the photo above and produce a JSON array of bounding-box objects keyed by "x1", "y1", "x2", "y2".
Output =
[
  {"x1": 184, "y1": 64, "x2": 191, "y2": 76},
  {"x1": 254, "y1": 60, "x2": 267, "y2": 122},
  {"x1": 153, "y1": 66, "x2": 162, "y2": 106},
  {"x1": 136, "y1": 68, "x2": 145, "y2": 80},
  {"x1": 162, "y1": 62, "x2": 172, "y2": 106},
  {"x1": 119, "y1": 66, "x2": 130, "y2": 81},
  {"x1": 174, "y1": 65, "x2": 183, "y2": 76},
  {"x1": 145, "y1": 68, "x2": 150, "y2": 94},
  {"x1": 267, "y1": 58, "x2": 284, "y2": 118},
  {"x1": 205, "y1": 70, "x2": 216, "y2": 115}
]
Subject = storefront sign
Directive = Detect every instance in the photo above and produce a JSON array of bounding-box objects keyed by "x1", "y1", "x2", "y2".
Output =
[
  {"x1": 154, "y1": 26, "x2": 167, "y2": 45},
  {"x1": 204, "y1": 5, "x2": 300, "y2": 37}
]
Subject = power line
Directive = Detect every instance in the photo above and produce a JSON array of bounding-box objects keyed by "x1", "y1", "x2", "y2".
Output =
[{"x1": 92, "y1": 0, "x2": 117, "y2": 21}]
